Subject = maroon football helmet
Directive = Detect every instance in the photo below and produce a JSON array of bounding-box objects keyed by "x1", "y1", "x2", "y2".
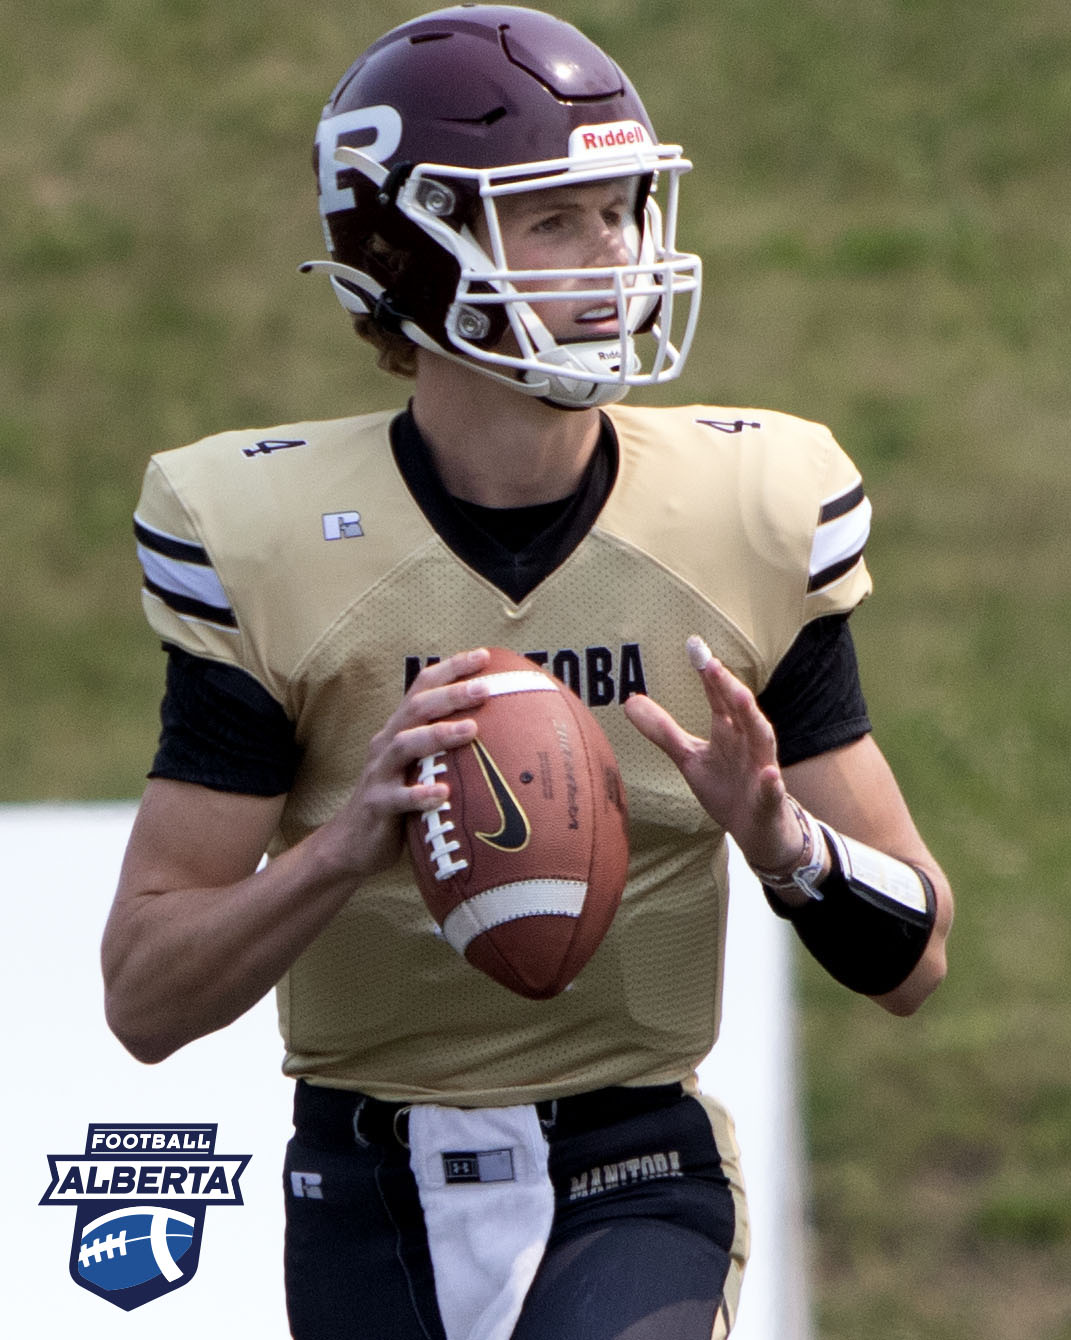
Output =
[{"x1": 303, "y1": 5, "x2": 701, "y2": 408}]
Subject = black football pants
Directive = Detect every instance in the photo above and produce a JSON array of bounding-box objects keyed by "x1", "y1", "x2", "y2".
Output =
[{"x1": 283, "y1": 1081, "x2": 739, "y2": 1340}]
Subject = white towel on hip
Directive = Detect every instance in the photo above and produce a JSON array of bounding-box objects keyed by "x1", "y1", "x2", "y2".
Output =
[{"x1": 408, "y1": 1104, "x2": 554, "y2": 1340}]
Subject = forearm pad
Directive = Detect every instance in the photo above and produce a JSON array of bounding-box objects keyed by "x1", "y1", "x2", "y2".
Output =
[{"x1": 764, "y1": 828, "x2": 937, "y2": 995}]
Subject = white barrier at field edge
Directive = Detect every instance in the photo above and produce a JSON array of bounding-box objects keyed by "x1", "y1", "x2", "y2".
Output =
[{"x1": 2, "y1": 804, "x2": 810, "y2": 1339}]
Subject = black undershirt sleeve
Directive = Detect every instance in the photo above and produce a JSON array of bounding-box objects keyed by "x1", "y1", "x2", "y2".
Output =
[
  {"x1": 148, "y1": 644, "x2": 301, "y2": 796},
  {"x1": 757, "y1": 613, "x2": 872, "y2": 767}
]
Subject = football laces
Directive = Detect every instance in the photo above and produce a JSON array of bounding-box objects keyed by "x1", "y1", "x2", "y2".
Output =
[{"x1": 415, "y1": 752, "x2": 468, "y2": 880}]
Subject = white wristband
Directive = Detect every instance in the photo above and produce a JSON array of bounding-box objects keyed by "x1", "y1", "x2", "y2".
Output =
[{"x1": 749, "y1": 798, "x2": 830, "y2": 901}]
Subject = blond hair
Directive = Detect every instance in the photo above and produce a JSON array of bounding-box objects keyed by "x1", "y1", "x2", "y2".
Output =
[{"x1": 352, "y1": 314, "x2": 418, "y2": 379}]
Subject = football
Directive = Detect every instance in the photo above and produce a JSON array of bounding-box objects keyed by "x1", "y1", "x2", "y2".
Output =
[
  {"x1": 407, "y1": 647, "x2": 629, "y2": 999},
  {"x1": 76, "y1": 1205, "x2": 196, "y2": 1292}
]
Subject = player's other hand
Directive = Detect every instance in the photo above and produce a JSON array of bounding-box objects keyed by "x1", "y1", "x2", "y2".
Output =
[
  {"x1": 321, "y1": 647, "x2": 491, "y2": 880},
  {"x1": 623, "y1": 636, "x2": 804, "y2": 872}
]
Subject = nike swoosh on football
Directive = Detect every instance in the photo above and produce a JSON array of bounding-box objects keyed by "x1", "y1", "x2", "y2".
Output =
[{"x1": 471, "y1": 739, "x2": 531, "y2": 852}]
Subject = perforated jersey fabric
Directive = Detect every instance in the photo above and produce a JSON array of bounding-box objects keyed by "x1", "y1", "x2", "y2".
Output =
[{"x1": 133, "y1": 401, "x2": 871, "y2": 1105}]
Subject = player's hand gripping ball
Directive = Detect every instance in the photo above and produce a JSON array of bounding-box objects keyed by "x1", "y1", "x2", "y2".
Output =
[{"x1": 407, "y1": 648, "x2": 629, "y2": 999}]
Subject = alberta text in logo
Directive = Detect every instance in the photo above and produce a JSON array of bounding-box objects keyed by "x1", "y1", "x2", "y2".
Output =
[{"x1": 40, "y1": 1123, "x2": 250, "y2": 1311}]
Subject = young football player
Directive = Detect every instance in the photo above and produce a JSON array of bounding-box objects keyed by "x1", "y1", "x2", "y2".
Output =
[{"x1": 104, "y1": 7, "x2": 953, "y2": 1338}]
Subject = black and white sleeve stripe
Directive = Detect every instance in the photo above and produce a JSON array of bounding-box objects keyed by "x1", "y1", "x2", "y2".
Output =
[
  {"x1": 134, "y1": 516, "x2": 237, "y2": 629},
  {"x1": 807, "y1": 478, "x2": 871, "y2": 593}
]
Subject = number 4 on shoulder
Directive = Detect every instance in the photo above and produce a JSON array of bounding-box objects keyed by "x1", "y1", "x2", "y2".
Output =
[{"x1": 242, "y1": 439, "x2": 307, "y2": 458}]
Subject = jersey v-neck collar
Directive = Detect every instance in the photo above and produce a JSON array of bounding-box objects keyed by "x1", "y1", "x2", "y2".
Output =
[{"x1": 389, "y1": 406, "x2": 618, "y2": 605}]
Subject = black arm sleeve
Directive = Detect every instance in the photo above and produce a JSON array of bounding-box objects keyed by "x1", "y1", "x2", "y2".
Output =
[
  {"x1": 756, "y1": 614, "x2": 872, "y2": 768},
  {"x1": 148, "y1": 645, "x2": 301, "y2": 796}
]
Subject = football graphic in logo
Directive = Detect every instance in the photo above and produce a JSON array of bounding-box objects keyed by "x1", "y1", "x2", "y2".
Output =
[{"x1": 77, "y1": 1205, "x2": 197, "y2": 1291}]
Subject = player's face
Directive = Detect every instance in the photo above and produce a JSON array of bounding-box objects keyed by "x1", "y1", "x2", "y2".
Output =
[{"x1": 477, "y1": 177, "x2": 642, "y2": 340}]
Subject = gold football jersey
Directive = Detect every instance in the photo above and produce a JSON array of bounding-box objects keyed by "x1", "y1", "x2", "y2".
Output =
[{"x1": 134, "y1": 403, "x2": 872, "y2": 1105}]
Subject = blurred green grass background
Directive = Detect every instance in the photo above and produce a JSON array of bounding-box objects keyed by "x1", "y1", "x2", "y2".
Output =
[{"x1": 3, "y1": 1, "x2": 1069, "y2": 1335}]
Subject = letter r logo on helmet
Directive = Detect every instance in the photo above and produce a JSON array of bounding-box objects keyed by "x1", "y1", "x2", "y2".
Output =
[{"x1": 315, "y1": 106, "x2": 403, "y2": 216}]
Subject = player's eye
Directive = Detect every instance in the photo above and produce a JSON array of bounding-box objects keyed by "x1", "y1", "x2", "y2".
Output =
[{"x1": 531, "y1": 212, "x2": 566, "y2": 234}]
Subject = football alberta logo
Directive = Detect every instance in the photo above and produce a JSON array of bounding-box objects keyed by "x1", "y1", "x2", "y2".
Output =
[{"x1": 40, "y1": 1123, "x2": 250, "y2": 1311}]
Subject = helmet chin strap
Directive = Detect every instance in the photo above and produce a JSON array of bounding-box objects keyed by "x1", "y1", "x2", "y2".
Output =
[
  {"x1": 519, "y1": 339, "x2": 637, "y2": 409},
  {"x1": 300, "y1": 257, "x2": 635, "y2": 409},
  {"x1": 508, "y1": 301, "x2": 637, "y2": 409},
  {"x1": 411, "y1": 324, "x2": 630, "y2": 410}
]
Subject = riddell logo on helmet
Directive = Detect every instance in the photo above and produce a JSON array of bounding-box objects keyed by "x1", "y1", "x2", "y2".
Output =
[{"x1": 569, "y1": 121, "x2": 651, "y2": 156}]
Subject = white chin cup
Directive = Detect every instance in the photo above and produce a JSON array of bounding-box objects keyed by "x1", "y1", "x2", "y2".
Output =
[{"x1": 520, "y1": 338, "x2": 641, "y2": 409}]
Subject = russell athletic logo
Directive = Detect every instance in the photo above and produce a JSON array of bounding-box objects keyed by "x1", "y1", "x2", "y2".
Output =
[{"x1": 40, "y1": 1123, "x2": 250, "y2": 1311}]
